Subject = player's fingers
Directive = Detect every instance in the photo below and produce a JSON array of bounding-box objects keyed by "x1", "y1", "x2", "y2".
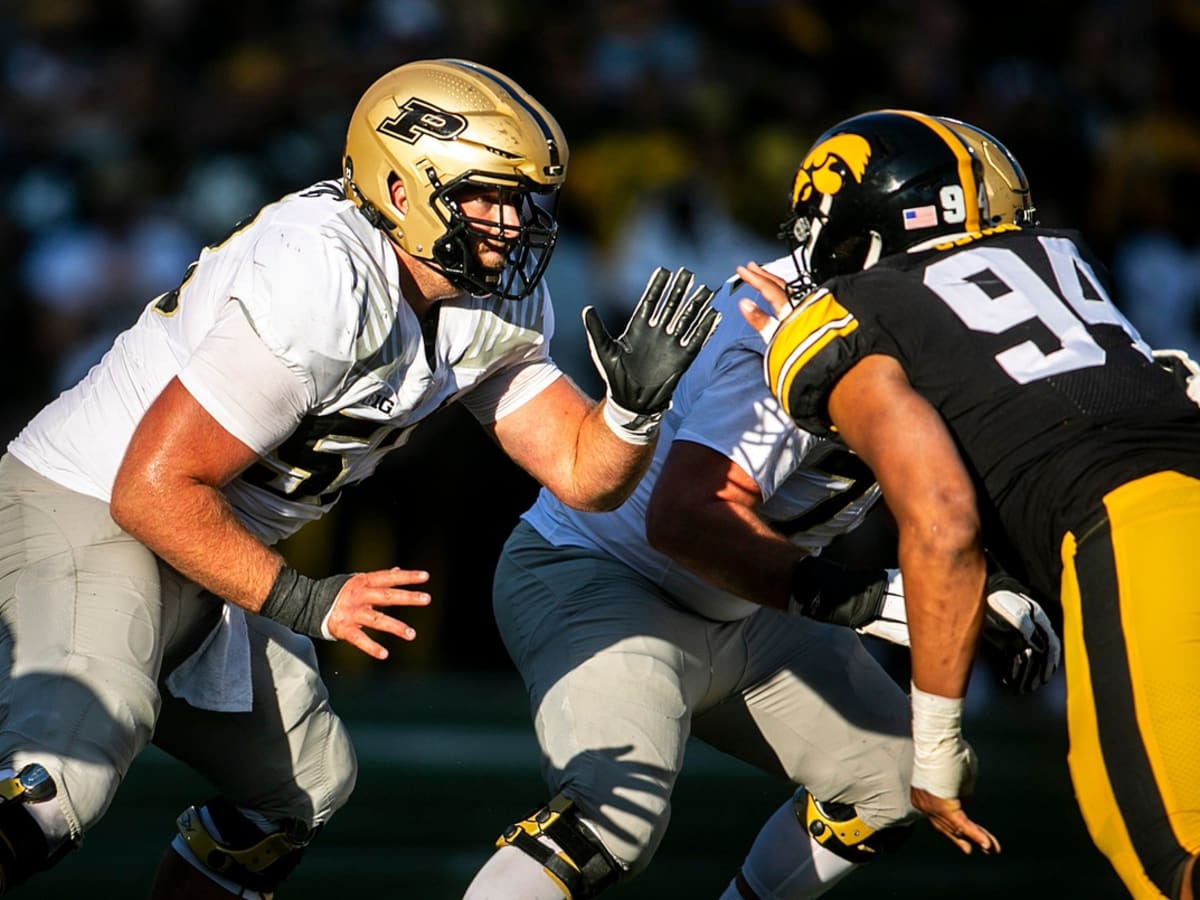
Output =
[
  {"x1": 927, "y1": 813, "x2": 972, "y2": 854},
  {"x1": 930, "y1": 809, "x2": 1001, "y2": 856},
  {"x1": 358, "y1": 609, "x2": 417, "y2": 641},
  {"x1": 360, "y1": 567, "x2": 431, "y2": 588},
  {"x1": 370, "y1": 588, "x2": 432, "y2": 608},
  {"x1": 958, "y1": 818, "x2": 1001, "y2": 855},
  {"x1": 745, "y1": 260, "x2": 790, "y2": 290},
  {"x1": 738, "y1": 298, "x2": 774, "y2": 336},
  {"x1": 736, "y1": 263, "x2": 791, "y2": 314},
  {"x1": 973, "y1": 822, "x2": 1001, "y2": 854},
  {"x1": 337, "y1": 625, "x2": 389, "y2": 661}
]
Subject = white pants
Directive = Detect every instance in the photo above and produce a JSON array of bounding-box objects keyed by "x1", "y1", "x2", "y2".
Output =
[
  {"x1": 0, "y1": 454, "x2": 356, "y2": 841},
  {"x1": 492, "y1": 522, "x2": 916, "y2": 874}
]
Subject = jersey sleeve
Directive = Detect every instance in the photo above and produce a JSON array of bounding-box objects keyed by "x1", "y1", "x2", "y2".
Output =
[
  {"x1": 672, "y1": 338, "x2": 810, "y2": 501},
  {"x1": 763, "y1": 282, "x2": 898, "y2": 435},
  {"x1": 240, "y1": 222, "x2": 366, "y2": 402},
  {"x1": 177, "y1": 299, "x2": 312, "y2": 453},
  {"x1": 459, "y1": 284, "x2": 562, "y2": 424}
]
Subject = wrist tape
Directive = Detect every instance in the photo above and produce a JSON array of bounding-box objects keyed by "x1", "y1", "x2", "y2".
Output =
[
  {"x1": 910, "y1": 684, "x2": 974, "y2": 799},
  {"x1": 259, "y1": 567, "x2": 351, "y2": 640},
  {"x1": 602, "y1": 396, "x2": 664, "y2": 445}
]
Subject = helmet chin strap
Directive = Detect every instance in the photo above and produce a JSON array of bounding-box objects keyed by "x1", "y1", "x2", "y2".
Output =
[{"x1": 861, "y1": 231, "x2": 883, "y2": 271}]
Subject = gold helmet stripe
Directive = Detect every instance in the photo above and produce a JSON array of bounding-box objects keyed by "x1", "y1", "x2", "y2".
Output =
[
  {"x1": 445, "y1": 59, "x2": 564, "y2": 172},
  {"x1": 886, "y1": 109, "x2": 981, "y2": 234}
]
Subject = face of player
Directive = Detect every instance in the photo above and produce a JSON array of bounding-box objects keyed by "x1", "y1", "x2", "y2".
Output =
[{"x1": 453, "y1": 185, "x2": 523, "y2": 273}]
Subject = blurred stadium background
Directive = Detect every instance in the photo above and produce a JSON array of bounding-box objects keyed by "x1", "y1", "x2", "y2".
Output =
[{"x1": 3, "y1": 0, "x2": 1197, "y2": 895}]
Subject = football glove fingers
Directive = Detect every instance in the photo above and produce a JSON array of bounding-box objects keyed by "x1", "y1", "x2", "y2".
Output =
[
  {"x1": 582, "y1": 266, "x2": 720, "y2": 422},
  {"x1": 789, "y1": 556, "x2": 896, "y2": 623},
  {"x1": 852, "y1": 568, "x2": 910, "y2": 646},
  {"x1": 1152, "y1": 347, "x2": 1200, "y2": 406},
  {"x1": 981, "y1": 579, "x2": 1062, "y2": 694}
]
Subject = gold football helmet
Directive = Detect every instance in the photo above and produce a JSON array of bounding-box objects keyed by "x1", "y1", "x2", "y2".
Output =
[
  {"x1": 343, "y1": 59, "x2": 568, "y2": 300},
  {"x1": 939, "y1": 117, "x2": 1037, "y2": 227}
]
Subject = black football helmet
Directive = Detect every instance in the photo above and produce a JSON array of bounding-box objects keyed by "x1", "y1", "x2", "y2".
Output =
[{"x1": 782, "y1": 110, "x2": 987, "y2": 293}]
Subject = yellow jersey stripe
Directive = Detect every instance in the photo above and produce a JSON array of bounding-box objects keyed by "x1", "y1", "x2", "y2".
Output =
[{"x1": 766, "y1": 290, "x2": 858, "y2": 417}]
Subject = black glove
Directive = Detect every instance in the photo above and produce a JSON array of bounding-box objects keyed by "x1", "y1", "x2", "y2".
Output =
[
  {"x1": 792, "y1": 559, "x2": 1062, "y2": 695},
  {"x1": 583, "y1": 267, "x2": 720, "y2": 442},
  {"x1": 788, "y1": 555, "x2": 892, "y2": 628}
]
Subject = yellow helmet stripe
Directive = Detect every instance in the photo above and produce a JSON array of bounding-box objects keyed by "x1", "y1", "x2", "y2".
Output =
[
  {"x1": 887, "y1": 109, "x2": 981, "y2": 233},
  {"x1": 766, "y1": 290, "x2": 858, "y2": 417}
]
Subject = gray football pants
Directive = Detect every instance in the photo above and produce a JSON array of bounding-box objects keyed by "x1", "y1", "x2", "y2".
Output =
[
  {"x1": 492, "y1": 522, "x2": 916, "y2": 873},
  {"x1": 0, "y1": 453, "x2": 356, "y2": 843}
]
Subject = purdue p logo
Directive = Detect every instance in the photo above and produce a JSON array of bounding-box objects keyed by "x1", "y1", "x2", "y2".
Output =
[{"x1": 377, "y1": 98, "x2": 468, "y2": 144}]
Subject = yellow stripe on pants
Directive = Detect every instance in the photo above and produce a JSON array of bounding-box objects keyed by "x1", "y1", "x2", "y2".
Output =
[{"x1": 1061, "y1": 470, "x2": 1200, "y2": 899}]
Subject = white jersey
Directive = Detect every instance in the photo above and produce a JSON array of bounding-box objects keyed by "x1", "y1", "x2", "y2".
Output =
[
  {"x1": 10, "y1": 180, "x2": 562, "y2": 545},
  {"x1": 522, "y1": 256, "x2": 881, "y2": 621}
]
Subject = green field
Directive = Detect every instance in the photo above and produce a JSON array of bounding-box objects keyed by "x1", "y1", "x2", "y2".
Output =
[{"x1": 33, "y1": 671, "x2": 1127, "y2": 898}]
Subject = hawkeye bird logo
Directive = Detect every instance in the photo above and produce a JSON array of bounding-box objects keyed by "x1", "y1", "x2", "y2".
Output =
[{"x1": 791, "y1": 134, "x2": 872, "y2": 205}]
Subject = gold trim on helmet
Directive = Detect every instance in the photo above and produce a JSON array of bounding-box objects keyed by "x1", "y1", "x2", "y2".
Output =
[
  {"x1": 887, "y1": 109, "x2": 982, "y2": 234},
  {"x1": 938, "y1": 117, "x2": 1037, "y2": 227},
  {"x1": 342, "y1": 58, "x2": 569, "y2": 300}
]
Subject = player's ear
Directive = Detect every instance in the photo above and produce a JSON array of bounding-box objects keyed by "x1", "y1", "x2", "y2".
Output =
[{"x1": 388, "y1": 175, "x2": 409, "y2": 217}]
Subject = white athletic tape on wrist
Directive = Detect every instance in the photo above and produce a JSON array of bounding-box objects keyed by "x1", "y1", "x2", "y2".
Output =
[
  {"x1": 909, "y1": 684, "x2": 976, "y2": 799},
  {"x1": 601, "y1": 396, "x2": 664, "y2": 445}
]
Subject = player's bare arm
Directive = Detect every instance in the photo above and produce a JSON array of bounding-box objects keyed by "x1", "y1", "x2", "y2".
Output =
[
  {"x1": 492, "y1": 266, "x2": 720, "y2": 512},
  {"x1": 489, "y1": 374, "x2": 650, "y2": 512},
  {"x1": 739, "y1": 286, "x2": 1000, "y2": 856},
  {"x1": 826, "y1": 355, "x2": 999, "y2": 857},
  {"x1": 111, "y1": 376, "x2": 431, "y2": 660},
  {"x1": 645, "y1": 440, "x2": 803, "y2": 609}
]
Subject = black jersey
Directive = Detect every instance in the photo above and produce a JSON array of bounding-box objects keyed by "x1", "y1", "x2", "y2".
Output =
[{"x1": 764, "y1": 225, "x2": 1200, "y2": 598}]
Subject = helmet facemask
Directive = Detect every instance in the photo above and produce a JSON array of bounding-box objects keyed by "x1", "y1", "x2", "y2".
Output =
[
  {"x1": 426, "y1": 170, "x2": 560, "y2": 301},
  {"x1": 781, "y1": 192, "x2": 881, "y2": 300}
]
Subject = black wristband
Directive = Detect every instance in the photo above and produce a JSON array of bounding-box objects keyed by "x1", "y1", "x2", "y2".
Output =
[
  {"x1": 789, "y1": 556, "x2": 889, "y2": 627},
  {"x1": 259, "y1": 566, "x2": 352, "y2": 639}
]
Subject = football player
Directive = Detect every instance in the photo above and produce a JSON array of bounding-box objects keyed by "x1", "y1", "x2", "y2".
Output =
[
  {"x1": 0, "y1": 59, "x2": 718, "y2": 897},
  {"x1": 461, "y1": 125, "x2": 1060, "y2": 900},
  {"x1": 742, "y1": 109, "x2": 1200, "y2": 899}
]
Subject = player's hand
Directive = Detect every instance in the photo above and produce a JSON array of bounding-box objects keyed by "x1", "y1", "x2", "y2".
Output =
[
  {"x1": 325, "y1": 567, "x2": 432, "y2": 660},
  {"x1": 736, "y1": 262, "x2": 794, "y2": 343},
  {"x1": 981, "y1": 572, "x2": 1061, "y2": 694},
  {"x1": 910, "y1": 686, "x2": 1001, "y2": 856},
  {"x1": 1152, "y1": 347, "x2": 1200, "y2": 405},
  {"x1": 912, "y1": 788, "x2": 1002, "y2": 856},
  {"x1": 789, "y1": 557, "x2": 911, "y2": 645},
  {"x1": 583, "y1": 266, "x2": 721, "y2": 420}
]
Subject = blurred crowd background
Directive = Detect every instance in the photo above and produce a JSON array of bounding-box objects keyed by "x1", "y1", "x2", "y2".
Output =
[{"x1": 3, "y1": 0, "x2": 1200, "y2": 677}]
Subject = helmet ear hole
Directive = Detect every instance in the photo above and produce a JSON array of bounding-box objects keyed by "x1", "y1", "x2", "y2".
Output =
[{"x1": 386, "y1": 173, "x2": 408, "y2": 218}]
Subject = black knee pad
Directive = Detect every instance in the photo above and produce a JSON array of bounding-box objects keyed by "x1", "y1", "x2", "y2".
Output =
[
  {"x1": 496, "y1": 795, "x2": 622, "y2": 898},
  {"x1": 794, "y1": 787, "x2": 913, "y2": 864},
  {"x1": 175, "y1": 796, "x2": 317, "y2": 894},
  {"x1": 0, "y1": 765, "x2": 78, "y2": 890}
]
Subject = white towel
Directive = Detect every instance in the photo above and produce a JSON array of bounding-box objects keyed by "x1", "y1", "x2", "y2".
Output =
[{"x1": 164, "y1": 603, "x2": 253, "y2": 712}]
